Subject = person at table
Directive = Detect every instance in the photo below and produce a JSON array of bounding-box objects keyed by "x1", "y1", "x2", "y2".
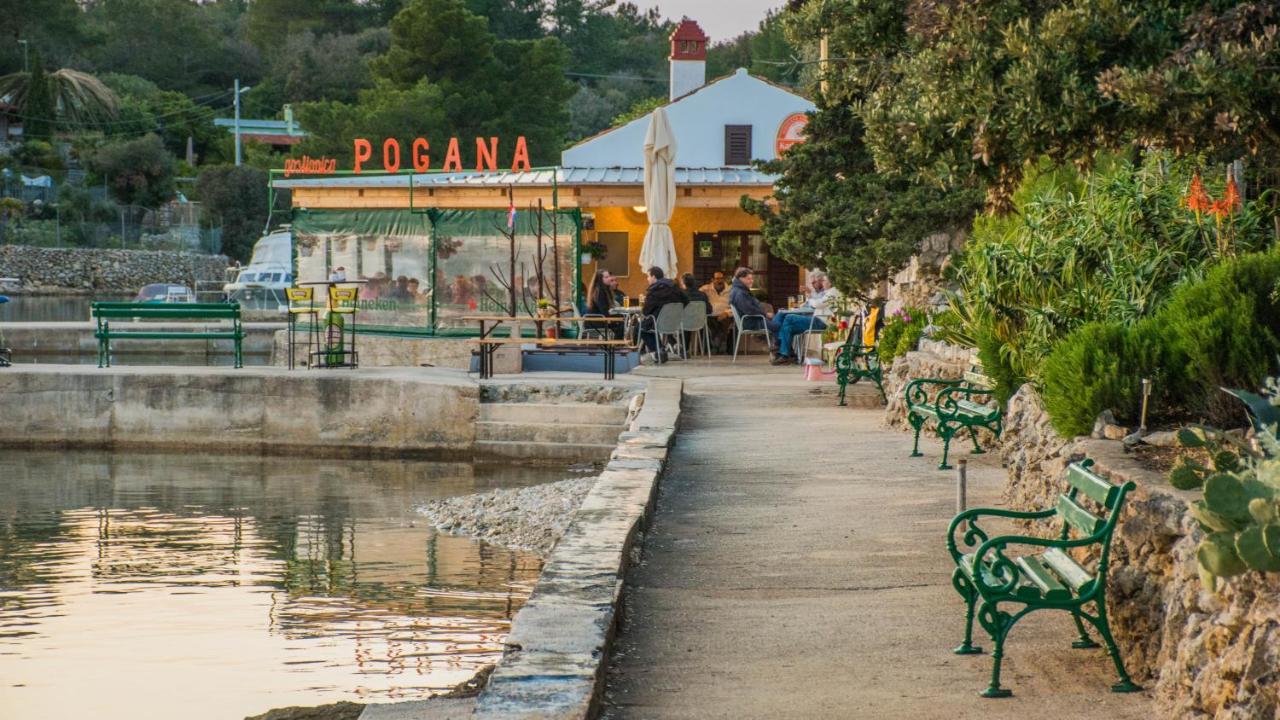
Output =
[
  {"x1": 729, "y1": 267, "x2": 778, "y2": 349},
  {"x1": 329, "y1": 266, "x2": 347, "y2": 282},
  {"x1": 606, "y1": 272, "x2": 626, "y2": 306},
  {"x1": 683, "y1": 272, "x2": 732, "y2": 353},
  {"x1": 586, "y1": 269, "x2": 621, "y2": 339},
  {"x1": 771, "y1": 270, "x2": 840, "y2": 365},
  {"x1": 700, "y1": 271, "x2": 732, "y2": 316},
  {"x1": 639, "y1": 266, "x2": 686, "y2": 359}
]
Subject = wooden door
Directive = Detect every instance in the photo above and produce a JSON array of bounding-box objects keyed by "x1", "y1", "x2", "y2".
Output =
[{"x1": 692, "y1": 232, "x2": 722, "y2": 286}]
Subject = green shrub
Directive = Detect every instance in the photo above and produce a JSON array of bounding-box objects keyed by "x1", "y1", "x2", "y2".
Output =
[
  {"x1": 1040, "y1": 251, "x2": 1280, "y2": 433},
  {"x1": 1040, "y1": 319, "x2": 1176, "y2": 436},
  {"x1": 947, "y1": 153, "x2": 1276, "y2": 392},
  {"x1": 1162, "y1": 252, "x2": 1280, "y2": 425},
  {"x1": 878, "y1": 306, "x2": 924, "y2": 367}
]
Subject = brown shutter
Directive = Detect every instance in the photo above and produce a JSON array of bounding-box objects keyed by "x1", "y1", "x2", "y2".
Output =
[{"x1": 724, "y1": 125, "x2": 752, "y2": 165}]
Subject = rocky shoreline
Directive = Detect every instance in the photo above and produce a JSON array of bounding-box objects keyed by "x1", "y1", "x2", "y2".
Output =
[
  {"x1": 416, "y1": 477, "x2": 598, "y2": 556},
  {"x1": 0, "y1": 245, "x2": 228, "y2": 294}
]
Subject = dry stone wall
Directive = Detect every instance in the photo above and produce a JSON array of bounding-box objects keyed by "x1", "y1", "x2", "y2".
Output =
[
  {"x1": 878, "y1": 343, "x2": 1280, "y2": 716},
  {"x1": 0, "y1": 245, "x2": 228, "y2": 294},
  {"x1": 994, "y1": 386, "x2": 1280, "y2": 718}
]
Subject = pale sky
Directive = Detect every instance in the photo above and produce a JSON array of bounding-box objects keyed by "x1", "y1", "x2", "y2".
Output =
[{"x1": 635, "y1": 0, "x2": 786, "y2": 42}]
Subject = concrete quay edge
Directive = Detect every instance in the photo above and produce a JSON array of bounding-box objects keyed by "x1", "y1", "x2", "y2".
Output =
[{"x1": 471, "y1": 377, "x2": 683, "y2": 720}]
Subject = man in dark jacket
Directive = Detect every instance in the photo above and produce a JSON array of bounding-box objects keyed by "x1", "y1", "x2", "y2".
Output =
[
  {"x1": 640, "y1": 266, "x2": 686, "y2": 358},
  {"x1": 728, "y1": 267, "x2": 780, "y2": 352}
]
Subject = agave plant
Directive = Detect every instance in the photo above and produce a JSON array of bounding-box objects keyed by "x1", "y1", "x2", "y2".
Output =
[{"x1": 1169, "y1": 378, "x2": 1280, "y2": 590}]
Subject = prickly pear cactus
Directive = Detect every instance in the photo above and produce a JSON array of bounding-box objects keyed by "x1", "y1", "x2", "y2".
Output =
[{"x1": 1170, "y1": 379, "x2": 1280, "y2": 590}]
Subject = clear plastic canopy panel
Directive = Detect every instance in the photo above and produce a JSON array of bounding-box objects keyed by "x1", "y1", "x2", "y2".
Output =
[{"x1": 291, "y1": 208, "x2": 580, "y2": 333}]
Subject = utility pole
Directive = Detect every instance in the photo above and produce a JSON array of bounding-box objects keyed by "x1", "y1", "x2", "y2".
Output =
[
  {"x1": 18, "y1": 40, "x2": 28, "y2": 73},
  {"x1": 234, "y1": 78, "x2": 243, "y2": 166}
]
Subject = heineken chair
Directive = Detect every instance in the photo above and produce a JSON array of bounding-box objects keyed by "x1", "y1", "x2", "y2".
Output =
[
  {"x1": 285, "y1": 287, "x2": 321, "y2": 370},
  {"x1": 316, "y1": 285, "x2": 360, "y2": 369}
]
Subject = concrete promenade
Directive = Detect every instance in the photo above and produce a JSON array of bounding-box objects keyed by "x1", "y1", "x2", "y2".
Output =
[{"x1": 602, "y1": 360, "x2": 1153, "y2": 719}]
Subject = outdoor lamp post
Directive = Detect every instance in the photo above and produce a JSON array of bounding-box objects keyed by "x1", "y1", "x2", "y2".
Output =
[{"x1": 233, "y1": 79, "x2": 253, "y2": 167}]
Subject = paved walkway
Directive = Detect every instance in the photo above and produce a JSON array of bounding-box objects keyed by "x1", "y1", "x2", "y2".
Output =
[{"x1": 602, "y1": 359, "x2": 1152, "y2": 719}]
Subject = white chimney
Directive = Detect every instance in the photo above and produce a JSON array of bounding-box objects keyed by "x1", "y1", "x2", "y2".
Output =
[{"x1": 669, "y1": 18, "x2": 708, "y2": 101}]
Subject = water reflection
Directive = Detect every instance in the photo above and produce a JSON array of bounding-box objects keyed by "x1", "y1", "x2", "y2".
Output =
[
  {"x1": 0, "y1": 294, "x2": 131, "y2": 323},
  {"x1": 0, "y1": 450, "x2": 557, "y2": 718}
]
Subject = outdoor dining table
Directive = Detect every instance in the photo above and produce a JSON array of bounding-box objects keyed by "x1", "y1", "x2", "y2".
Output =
[{"x1": 461, "y1": 314, "x2": 630, "y2": 379}]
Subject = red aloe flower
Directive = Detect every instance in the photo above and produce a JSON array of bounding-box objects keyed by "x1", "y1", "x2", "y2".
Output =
[
  {"x1": 1221, "y1": 173, "x2": 1242, "y2": 212},
  {"x1": 1185, "y1": 173, "x2": 1214, "y2": 214}
]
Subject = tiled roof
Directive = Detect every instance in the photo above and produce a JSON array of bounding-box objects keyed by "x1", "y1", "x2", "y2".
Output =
[{"x1": 274, "y1": 166, "x2": 778, "y2": 189}]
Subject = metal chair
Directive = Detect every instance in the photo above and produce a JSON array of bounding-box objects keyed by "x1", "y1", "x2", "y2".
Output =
[
  {"x1": 315, "y1": 285, "x2": 359, "y2": 368},
  {"x1": 284, "y1": 286, "x2": 321, "y2": 370},
  {"x1": 792, "y1": 312, "x2": 826, "y2": 370},
  {"x1": 680, "y1": 300, "x2": 711, "y2": 358},
  {"x1": 642, "y1": 303, "x2": 685, "y2": 363},
  {"x1": 730, "y1": 304, "x2": 772, "y2": 362}
]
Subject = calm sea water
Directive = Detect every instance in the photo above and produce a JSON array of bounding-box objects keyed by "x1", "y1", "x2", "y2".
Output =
[
  {"x1": 0, "y1": 450, "x2": 563, "y2": 719},
  {"x1": 0, "y1": 295, "x2": 131, "y2": 323}
]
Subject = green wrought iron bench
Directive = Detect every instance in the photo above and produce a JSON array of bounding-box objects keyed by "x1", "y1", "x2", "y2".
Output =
[
  {"x1": 833, "y1": 336, "x2": 885, "y2": 406},
  {"x1": 904, "y1": 356, "x2": 1002, "y2": 469},
  {"x1": 93, "y1": 301, "x2": 244, "y2": 368},
  {"x1": 946, "y1": 458, "x2": 1140, "y2": 698}
]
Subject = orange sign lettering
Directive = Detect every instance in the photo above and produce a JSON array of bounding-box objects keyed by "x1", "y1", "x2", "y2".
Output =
[
  {"x1": 283, "y1": 155, "x2": 338, "y2": 177},
  {"x1": 351, "y1": 136, "x2": 531, "y2": 173}
]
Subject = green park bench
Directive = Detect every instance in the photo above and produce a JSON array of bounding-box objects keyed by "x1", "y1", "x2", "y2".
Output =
[
  {"x1": 834, "y1": 336, "x2": 886, "y2": 406},
  {"x1": 93, "y1": 301, "x2": 244, "y2": 369},
  {"x1": 945, "y1": 458, "x2": 1140, "y2": 698},
  {"x1": 904, "y1": 355, "x2": 1002, "y2": 469}
]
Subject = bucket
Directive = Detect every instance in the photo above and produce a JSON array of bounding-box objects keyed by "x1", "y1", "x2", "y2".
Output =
[{"x1": 803, "y1": 357, "x2": 830, "y2": 382}]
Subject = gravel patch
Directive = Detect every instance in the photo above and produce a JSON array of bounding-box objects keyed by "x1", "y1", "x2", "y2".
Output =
[{"x1": 416, "y1": 477, "x2": 598, "y2": 556}]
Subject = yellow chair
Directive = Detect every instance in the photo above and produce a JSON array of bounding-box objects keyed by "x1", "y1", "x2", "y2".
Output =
[
  {"x1": 319, "y1": 285, "x2": 360, "y2": 368},
  {"x1": 862, "y1": 305, "x2": 881, "y2": 348},
  {"x1": 285, "y1": 287, "x2": 321, "y2": 370}
]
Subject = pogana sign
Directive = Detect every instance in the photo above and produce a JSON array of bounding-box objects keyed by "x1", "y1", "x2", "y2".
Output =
[
  {"x1": 775, "y1": 114, "x2": 808, "y2": 156},
  {"x1": 354, "y1": 136, "x2": 531, "y2": 174}
]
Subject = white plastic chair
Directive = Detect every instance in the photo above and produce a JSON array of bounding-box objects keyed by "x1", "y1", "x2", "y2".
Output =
[
  {"x1": 643, "y1": 303, "x2": 685, "y2": 362},
  {"x1": 791, "y1": 312, "x2": 825, "y2": 368},
  {"x1": 680, "y1": 300, "x2": 711, "y2": 358},
  {"x1": 731, "y1": 304, "x2": 772, "y2": 362}
]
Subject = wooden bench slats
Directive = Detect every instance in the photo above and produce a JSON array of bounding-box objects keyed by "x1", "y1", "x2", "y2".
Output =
[
  {"x1": 963, "y1": 371, "x2": 993, "y2": 388},
  {"x1": 1015, "y1": 555, "x2": 1072, "y2": 601},
  {"x1": 1057, "y1": 494, "x2": 1104, "y2": 536},
  {"x1": 1066, "y1": 464, "x2": 1120, "y2": 508},
  {"x1": 1041, "y1": 547, "x2": 1094, "y2": 592},
  {"x1": 954, "y1": 399, "x2": 997, "y2": 418}
]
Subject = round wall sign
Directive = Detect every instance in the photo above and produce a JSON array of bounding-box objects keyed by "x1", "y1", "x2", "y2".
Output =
[{"x1": 775, "y1": 113, "x2": 809, "y2": 156}]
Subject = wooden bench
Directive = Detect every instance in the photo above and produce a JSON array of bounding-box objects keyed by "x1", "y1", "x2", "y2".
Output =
[
  {"x1": 93, "y1": 302, "x2": 244, "y2": 368},
  {"x1": 904, "y1": 356, "x2": 1002, "y2": 469},
  {"x1": 469, "y1": 337, "x2": 631, "y2": 380},
  {"x1": 946, "y1": 458, "x2": 1140, "y2": 698},
  {"x1": 833, "y1": 333, "x2": 886, "y2": 406}
]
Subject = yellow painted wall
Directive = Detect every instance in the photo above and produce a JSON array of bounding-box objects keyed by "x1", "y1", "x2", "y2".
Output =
[{"x1": 586, "y1": 206, "x2": 763, "y2": 297}]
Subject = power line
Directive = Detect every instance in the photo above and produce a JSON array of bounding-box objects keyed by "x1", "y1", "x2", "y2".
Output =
[{"x1": 9, "y1": 88, "x2": 235, "y2": 128}]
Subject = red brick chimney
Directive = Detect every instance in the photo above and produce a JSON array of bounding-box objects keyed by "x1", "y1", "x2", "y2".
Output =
[{"x1": 669, "y1": 18, "x2": 708, "y2": 100}]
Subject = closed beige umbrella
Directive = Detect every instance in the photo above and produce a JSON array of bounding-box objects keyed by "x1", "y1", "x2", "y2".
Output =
[{"x1": 638, "y1": 108, "x2": 678, "y2": 277}]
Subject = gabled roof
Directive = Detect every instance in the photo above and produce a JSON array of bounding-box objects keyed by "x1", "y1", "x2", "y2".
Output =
[{"x1": 561, "y1": 68, "x2": 814, "y2": 170}]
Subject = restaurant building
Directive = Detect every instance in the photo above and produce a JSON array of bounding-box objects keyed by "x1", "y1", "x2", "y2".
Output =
[{"x1": 274, "y1": 18, "x2": 814, "y2": 335}]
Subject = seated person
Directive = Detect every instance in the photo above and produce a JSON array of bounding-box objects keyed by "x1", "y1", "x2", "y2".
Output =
[
  {"x1": 700, "y1": 271, "x2": 732, "y2": 317},
  {"x1": 585, "y1": 268, "x2": 620, "y2": 339},
  {"x1": 772, "y1": 270, "x2": 840, "y2": 365},
  {"x1": 639, "y1": 266, "x2": 686, "y2": 358},
  {"x1": 728, "y1": 267, "x2": 778, "y2": 339},
  {"x1": 681, "y1": 272, "x2": 725, "y2": 351}
]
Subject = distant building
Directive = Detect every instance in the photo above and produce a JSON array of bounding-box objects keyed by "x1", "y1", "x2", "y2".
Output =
[
  {"x1": 213, "y1": 106, "x2": 307, "y2": 150},
  {"x1": 0, "y1": 101, "x2": 23, "y2": 143},
  {"x1": 276, "y1": 17, "x2": 817, "y2": 311}
]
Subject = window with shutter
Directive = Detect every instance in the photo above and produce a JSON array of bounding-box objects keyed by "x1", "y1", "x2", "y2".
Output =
[{"x1": 724, "y1": 125, "x2": 752, "y2": 165}]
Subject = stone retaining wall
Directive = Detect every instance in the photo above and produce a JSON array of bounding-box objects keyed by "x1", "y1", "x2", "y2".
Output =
[
  {"x1": 995, "y1": 385, "x2": 1280, "y2": 718},
  {"x1": 0, "y1": 245, "x2": 228, "y2": 293},
  {"x1": 882, "y1": 338, "x2": 971, "y2": 430}
]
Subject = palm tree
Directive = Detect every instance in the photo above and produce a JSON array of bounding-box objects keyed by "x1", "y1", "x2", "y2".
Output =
[{"x1": 0, "y1": 53, "x2": 118, "y2": 137}]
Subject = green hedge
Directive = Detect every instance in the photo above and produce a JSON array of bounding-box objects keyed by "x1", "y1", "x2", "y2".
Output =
[{"x1": 1041, "y1": 251, "x2": 1280, "y2": 435}]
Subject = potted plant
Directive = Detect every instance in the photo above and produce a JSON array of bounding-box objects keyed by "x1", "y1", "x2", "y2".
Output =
[
  {"x1": 536, "y1": 297, "x2": 555, "y2": 319},
  {"x1": 582, "y1": 240, "x2": 608, "y2": 265}
]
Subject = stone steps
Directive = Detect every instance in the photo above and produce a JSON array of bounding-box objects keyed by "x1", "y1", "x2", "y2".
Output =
[
  {"x1": 478, "y1": 402, "x2": 628, "y2": 426},
  {"x1": 476, "y1": 420, "x2": 623, "y2": 446},
  {"x1": 474, "y1": 439, "x2": 618, "y2": 462}
]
